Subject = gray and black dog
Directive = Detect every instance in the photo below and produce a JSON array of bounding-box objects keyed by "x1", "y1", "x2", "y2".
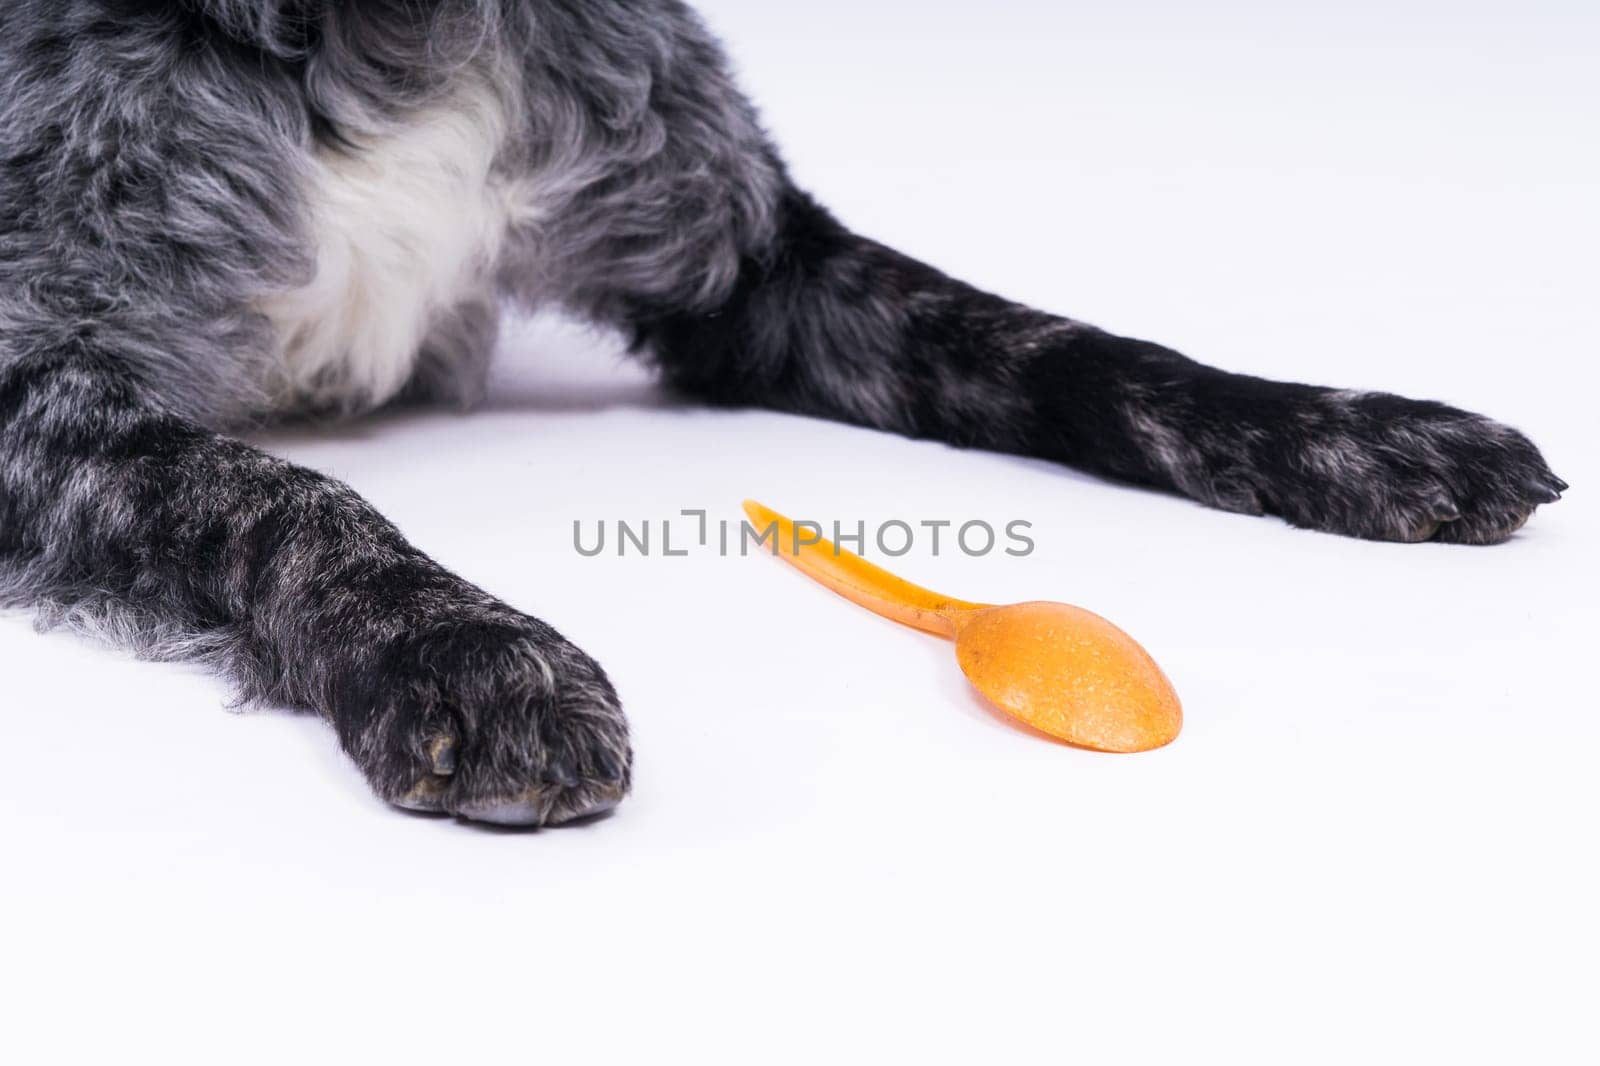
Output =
[{"x1": 0, "y1": 1, "x2": 1565, "y2": 825}]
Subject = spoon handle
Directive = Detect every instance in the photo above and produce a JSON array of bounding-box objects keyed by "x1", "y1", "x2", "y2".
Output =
[{"x1": 742, "y1": 500, "x2": 988, "y2": 638}]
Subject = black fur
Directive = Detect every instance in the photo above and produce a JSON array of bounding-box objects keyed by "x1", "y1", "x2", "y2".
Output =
[
  {"x1": 0, "y1": 1, "x2": 1564, "y2": 825},
  {"x1": 644, "y1": 189, "x2": 1564, "y2": 544}
]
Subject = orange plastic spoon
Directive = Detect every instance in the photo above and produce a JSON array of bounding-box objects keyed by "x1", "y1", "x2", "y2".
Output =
[{"x1": 743, "y1": 500, "x2": 1182, "y2": 753}]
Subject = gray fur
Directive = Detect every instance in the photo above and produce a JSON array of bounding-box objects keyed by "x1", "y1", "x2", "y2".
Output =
[{"x1": 0, "y1": 1, "x2": 1564, "y2": 826}]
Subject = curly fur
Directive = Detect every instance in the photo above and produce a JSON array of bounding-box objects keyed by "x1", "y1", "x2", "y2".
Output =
[{"x1": 0, "y1": 1, "x2": 1564, "y2": 826}]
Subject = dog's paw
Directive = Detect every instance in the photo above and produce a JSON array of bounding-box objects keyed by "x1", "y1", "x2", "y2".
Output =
[
  {"x1": 343, "y1": 615, "x2": 631, "y2": 827},
  {"x1": 1268, "y1": 391, "x2": 1565, "y2": 545}
]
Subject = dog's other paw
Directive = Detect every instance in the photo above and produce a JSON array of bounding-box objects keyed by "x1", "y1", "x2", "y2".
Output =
[
  {"x1": 342, "y1": 615, "x2": 632, "y2": 827},
  {"x1": 1268, "y1": 390, "x2": 1566, "y2": 545}
]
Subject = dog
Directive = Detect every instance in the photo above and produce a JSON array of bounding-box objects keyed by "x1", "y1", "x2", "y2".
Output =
[{"x1": 0, "y1": 1, "x2": 1565, "y2": 825}]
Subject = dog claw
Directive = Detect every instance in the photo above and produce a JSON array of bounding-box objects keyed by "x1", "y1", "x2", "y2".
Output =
[
  {"x1": 426, "y1": 735, "x2": 457, "y2": 776},
  {"x1": 593, "y1": 749, "x2": 626, "y2": 783},
  {"x1": 395, "y1": 774, "x2": 451, "y2": 813},
  {"x1": 1527, "y1": 475, "x2": 1565, "y2": 503}
]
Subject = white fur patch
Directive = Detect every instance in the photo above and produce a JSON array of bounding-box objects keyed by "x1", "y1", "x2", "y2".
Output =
[{"x1": 258, "y1": 82, "x2": 538, "y2": 412}]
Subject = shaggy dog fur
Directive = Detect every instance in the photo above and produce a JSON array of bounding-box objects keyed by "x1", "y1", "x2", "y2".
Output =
[{"x1": 0, "y1": 1, "x2": 1564, "y2": 824}]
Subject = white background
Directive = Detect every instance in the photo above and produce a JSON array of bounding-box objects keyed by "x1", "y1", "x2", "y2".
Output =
[{"x1": 5, "y1": 2, "x2": 1597, "y2": 1061}]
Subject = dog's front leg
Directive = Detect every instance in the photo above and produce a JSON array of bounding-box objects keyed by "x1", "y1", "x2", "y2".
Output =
[{"x1": 0, "y1": 353, "x2": 630, "y2": 825}]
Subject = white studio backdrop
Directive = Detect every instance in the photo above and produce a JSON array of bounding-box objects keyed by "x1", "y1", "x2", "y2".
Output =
[{"x1": 4, "y1": 2, "x2": 1596, "y2": 1062}]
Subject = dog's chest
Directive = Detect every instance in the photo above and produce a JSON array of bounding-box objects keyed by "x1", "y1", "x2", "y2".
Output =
[{"x1": 257, "y1": 86, "x2": 539, "y2": 412}]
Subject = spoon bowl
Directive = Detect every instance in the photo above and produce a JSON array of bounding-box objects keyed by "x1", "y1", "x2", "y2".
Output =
[{"x1": 953, "y1": 602, "x2": 1181, "y2": 753}]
